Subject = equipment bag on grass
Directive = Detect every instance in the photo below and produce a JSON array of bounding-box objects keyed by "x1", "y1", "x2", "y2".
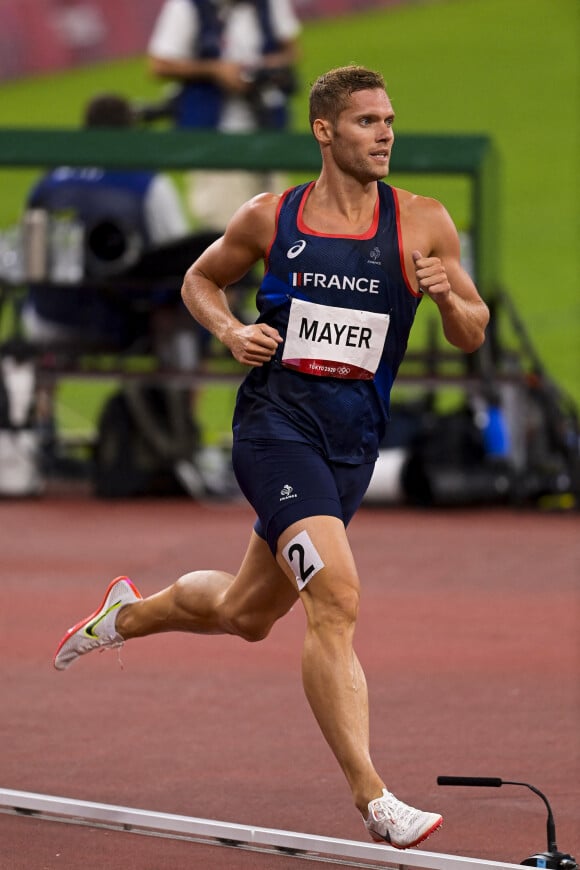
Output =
[{"x1": 93, "y1": 383, "x2": 201, "y2": 498}]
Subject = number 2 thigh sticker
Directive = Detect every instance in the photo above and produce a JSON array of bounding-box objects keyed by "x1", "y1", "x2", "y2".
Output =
[{"x1": 282, "y1": 530, "x2": 325, "y2": 591}]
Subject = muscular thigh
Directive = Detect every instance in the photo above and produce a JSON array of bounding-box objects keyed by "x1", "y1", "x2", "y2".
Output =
[
  {"x1": 276, "y1": 514, "x2": 360, "y2": 614},
  {"x1": 221, "y1": 530, "x2": 298, "y2": 635},
  {"x1": 232, "y1": 439, "x2": 374, "y2": 555}
]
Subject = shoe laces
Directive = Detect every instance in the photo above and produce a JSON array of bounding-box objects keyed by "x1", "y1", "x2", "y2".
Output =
[
  {"x1": 97, "y1": 640, "x2": 125, "y2": 669},
  {"x1": 386, "y1": 796, "x2": 416, "y2": 826},
  {"x1": 372, "y1": 791, "x2": 416, "y2": 828}
]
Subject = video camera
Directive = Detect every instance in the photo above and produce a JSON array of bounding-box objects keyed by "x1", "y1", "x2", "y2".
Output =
[
  {"x1": 132, "y1": 91, "x2": 179, "y2": 125},
  {"x1": 243, "y1": 64, "x2": 298, "y2": 129},
  {"x1": 132, "y1": 64, "x2": 298, "y2": 129}
]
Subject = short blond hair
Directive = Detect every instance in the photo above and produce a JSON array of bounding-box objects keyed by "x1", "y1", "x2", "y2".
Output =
[{"x1": 309, "y1": 65, "x2": 386, "y2": 129}]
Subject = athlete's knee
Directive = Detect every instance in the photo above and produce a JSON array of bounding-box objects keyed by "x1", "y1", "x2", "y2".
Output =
[{"x1": 306, "y1": 581, "x2": 360, "y2": 632}]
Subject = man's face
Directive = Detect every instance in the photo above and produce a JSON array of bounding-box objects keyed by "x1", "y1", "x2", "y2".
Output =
[{"x1": 329, "y1": 88, "x2": 395, "y2": 182}]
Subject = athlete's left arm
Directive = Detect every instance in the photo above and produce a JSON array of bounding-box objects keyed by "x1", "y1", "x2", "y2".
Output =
[{"x1": 412, "y1": 200, "x2": 490, "y2": 353}]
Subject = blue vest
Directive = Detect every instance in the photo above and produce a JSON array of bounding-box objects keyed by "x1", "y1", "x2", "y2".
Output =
[
  {"x1": 232, "y1": 181, "x2": 422, "y2": 464},
  {"x1": 174, "y1": 0, "x2": 286, "y2": 129}
]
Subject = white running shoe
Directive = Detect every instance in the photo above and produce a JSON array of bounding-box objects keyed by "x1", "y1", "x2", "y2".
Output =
[
  {"x1": 54, "y1": 576, "x2": 142, "y2": 671},
  {"x1": 365, "y1": 789, "x2": 443, "y2": 849}
]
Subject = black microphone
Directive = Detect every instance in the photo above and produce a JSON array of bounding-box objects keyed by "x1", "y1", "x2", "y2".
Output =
[
  {"x1": 437, "y1": 775, "x2": 577, "y2": 869},
  {"x1": 437, "y1": 776, "x2": 502, "y2": 788}
]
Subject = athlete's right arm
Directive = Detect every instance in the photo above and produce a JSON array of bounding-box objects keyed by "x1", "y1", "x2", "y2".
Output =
[{"x1": 181, "y1": 193, "x2": 283, "y2": 367}]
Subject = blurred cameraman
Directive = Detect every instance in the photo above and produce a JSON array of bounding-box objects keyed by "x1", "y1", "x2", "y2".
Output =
[
  {"x1": 21, "y1": 93, "x2": 191, "y2": 355},
  {"x1": 147, "y1": 0, "x2": 301, "y2": 231}
]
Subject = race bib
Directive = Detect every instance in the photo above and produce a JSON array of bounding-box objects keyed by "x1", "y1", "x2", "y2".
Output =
[{"x1": 282, "y1": 298, "x2": 390, "y2": 380}]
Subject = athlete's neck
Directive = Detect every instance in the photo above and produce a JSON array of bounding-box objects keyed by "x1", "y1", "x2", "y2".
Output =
[{"x1": 303, "y1": 176, "x2": 378, "y2": 235}]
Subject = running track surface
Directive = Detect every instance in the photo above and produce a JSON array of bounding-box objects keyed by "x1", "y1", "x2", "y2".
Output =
[{"x1": 1, "y1": 488, "x2": 578, "y2": 869}]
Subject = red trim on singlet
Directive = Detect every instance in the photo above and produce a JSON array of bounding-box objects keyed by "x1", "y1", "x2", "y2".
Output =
[
  {"x1": 296, "y1": 181, "x2": 380, "y2": 239},
  {"x1": 392, "y1": 186, "x2": 422, "y2": 298},
  {"x1": 264, "y1": 187, "x2": 293, "y2": 273}
]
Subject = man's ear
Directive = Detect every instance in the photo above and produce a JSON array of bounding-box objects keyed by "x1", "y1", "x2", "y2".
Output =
[{"x1": 312, "y1": 117, "x2": 333, "y2": 146}]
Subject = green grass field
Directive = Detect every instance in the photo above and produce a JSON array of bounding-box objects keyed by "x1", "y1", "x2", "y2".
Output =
[{"x1": 0, "y1": 0, "x2": 577, "y2": 441}]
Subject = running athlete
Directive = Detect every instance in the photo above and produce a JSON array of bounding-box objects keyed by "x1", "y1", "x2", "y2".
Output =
[{"x1": 54, "y1": 65, "x2": 490, "y2": 849}]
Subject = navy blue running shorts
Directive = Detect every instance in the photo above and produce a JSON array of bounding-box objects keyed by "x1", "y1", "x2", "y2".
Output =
[{"x1": 232, "y1": 439, "x2": 375, "y2": 554}]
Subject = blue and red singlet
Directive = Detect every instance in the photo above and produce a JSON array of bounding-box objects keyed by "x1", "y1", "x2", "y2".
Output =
[{"x1": 232, "y1": 180, "x2": 422, "y2": 465}]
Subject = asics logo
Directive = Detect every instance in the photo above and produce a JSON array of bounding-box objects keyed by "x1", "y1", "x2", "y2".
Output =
[{"x1": 287, "y1": 240, "x2": 307, "y2": 259}]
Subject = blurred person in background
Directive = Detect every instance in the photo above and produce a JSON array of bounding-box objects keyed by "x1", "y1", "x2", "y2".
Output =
[
  {"x1": 21, "y1": 93, "x2": 218, "y2": 483},
  {"x1": 147, "y1": 0, "x2": 301, "y2": 231},
  {"x1": 21, "y1": 92, "x2": 196, "y2": 366}
]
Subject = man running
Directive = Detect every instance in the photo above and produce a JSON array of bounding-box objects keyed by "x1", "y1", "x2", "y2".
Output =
[{"x1": 55, "y1": 65, "x2": 489, "y2": 849}]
